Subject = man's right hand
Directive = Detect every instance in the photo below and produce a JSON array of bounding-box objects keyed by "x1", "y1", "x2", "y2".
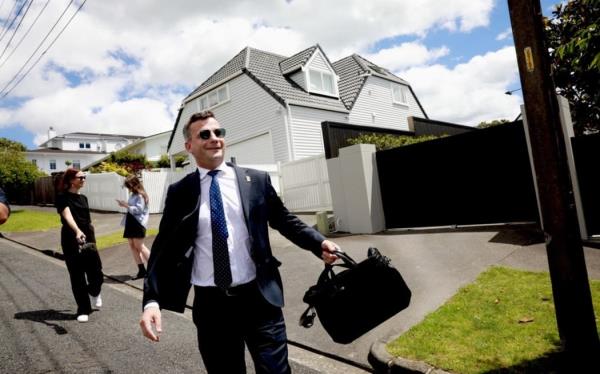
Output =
[{"x1": 140, "y1": 307, "x2": 162, "y2": 342}]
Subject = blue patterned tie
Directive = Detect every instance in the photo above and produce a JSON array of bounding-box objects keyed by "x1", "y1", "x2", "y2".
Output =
[{"x1": 208, "y1": 170, "x2": 232, "y2": 288}]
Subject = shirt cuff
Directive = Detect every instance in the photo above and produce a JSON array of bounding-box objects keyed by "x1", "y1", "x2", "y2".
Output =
[{"x1": 144, "y1": 302, "x2": 159, "y2": 310}]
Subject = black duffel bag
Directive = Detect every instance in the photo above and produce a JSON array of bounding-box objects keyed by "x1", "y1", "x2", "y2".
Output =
[{"x1": 299, "y1": 247, "x2": 411, "y2": 344}]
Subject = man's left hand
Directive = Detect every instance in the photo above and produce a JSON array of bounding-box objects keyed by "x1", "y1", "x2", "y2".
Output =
[{"x1": 321, "y1": 240, "x2": 339, "y2": 264}]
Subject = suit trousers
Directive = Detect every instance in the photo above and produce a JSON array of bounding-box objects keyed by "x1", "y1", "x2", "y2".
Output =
[{"x1": 192, "y1": 281, "x2": 291, "y2": 374}]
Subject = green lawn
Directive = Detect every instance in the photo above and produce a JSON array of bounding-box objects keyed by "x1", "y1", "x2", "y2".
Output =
[
  {"x1": 96, "y1": 228, "x2": 158, "y2": 250},
  {"x1": 387, "y1": 266, "x2": 600, "y2": 373},
  {"x1": 0, "y1": 209, "x2": 61, "y2": 232}
]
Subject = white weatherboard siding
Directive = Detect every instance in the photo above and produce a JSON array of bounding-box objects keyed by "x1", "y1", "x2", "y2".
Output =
[
  {"x1": 349, "y1": 76, "x2": 425, "y2": 130},
  {"x1": 25, "y1": 152, "x2": 105, "y2": 174},
  {"x1": 227, "y1": 132, "x2": 275, "y2": 164},
  {"x1": 289, "y1": 70, "x2": 307, "y2": 91},
  {"x1": 289, "y1": 105, "x2": 347, "y2": 160},
  {"x1": 308, "y1": 51, "x2": 330, "y2": 71},
  {"x1": 170, "y1": 74, "x2": 289, "y2": 166}
]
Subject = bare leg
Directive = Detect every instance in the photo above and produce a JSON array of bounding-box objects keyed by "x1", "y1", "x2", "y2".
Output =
[
  {"x1": 132, "y1": 238, "x2": 150, "y2": 266},
  {"x1": 128, "y1": 238, "x2": 143, "y2": 265}
]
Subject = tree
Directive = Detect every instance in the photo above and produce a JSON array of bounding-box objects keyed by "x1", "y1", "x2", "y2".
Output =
[
  {"x1": 477, "y1": 119, "x2": 510, "y2": 129},
  {"x1": 0, "y1": 138, "x2": 45, "y2": 203},
  {"x1": 545, "y1": 0, "x2": 600, "y2": 135}
]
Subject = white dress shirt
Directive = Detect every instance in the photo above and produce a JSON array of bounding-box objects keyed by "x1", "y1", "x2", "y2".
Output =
[{"x1": 191, "y1": 163, "x2": 256, "y2": 287}]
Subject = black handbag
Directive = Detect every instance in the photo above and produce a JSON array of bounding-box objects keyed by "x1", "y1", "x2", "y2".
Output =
[{"x1": 299, "y1": 247, "x2": 411, "y2": 344}]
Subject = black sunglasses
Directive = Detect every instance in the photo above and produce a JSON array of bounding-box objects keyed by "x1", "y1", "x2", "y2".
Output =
[
  {"x1": 197, "y1": 128, "x2": 226, "y2": 140},
  {"x1": 76, "y1": 176, "x2": 86, "y2": 180}
]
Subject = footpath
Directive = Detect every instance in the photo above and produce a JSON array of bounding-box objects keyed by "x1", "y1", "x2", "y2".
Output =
[{"x1": 2, "y1": 205, "x2": 600, "y2": 373}]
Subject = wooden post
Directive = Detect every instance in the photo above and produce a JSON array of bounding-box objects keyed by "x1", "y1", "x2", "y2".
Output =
[{"x1": 507, "y1": 0, "x2": 599, "y2": 363}]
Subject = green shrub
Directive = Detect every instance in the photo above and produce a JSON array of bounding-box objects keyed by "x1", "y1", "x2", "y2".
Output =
[{"x1": 346, "y1": 133, "x2": 444, "y2": 151}]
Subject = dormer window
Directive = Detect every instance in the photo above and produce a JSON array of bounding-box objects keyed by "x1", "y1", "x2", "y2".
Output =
[
  {"x1": 308, "y1": 69, "x2": 336, "y2": 96},
  {"x1": 392, "y1": 84, "x2": 409, "y2": 106}
]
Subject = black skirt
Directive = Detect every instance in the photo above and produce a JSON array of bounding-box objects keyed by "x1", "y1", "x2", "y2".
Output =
[{"x1": 123, "y1": 213, "x2": 146, "y2": 238}]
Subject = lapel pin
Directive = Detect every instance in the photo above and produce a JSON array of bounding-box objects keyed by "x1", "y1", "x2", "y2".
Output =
[{"x1": 246, "y1": 176, "x2": 251, "y2": 182}]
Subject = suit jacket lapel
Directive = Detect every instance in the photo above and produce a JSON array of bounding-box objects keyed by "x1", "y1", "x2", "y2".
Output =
[
  {"x1": 231, "y1": 163, "x2": 251, "y2": 226},
  {"x1": 182, "y1": 169, "x2": 202, "y2": 223}
]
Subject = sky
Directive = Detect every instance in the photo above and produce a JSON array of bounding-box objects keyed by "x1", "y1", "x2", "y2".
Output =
[{"x1": 0, "y1": 0, "x2": 561, "y2": 149}]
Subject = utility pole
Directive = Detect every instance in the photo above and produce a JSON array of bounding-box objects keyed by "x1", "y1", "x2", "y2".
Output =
[{"x1": 507, "y1": 0, "x2": 599, "y2": 366}]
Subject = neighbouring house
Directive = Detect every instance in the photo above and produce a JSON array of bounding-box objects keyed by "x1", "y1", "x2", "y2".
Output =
[
  {"x1": 123, "y1": 130, "x2": 171, "y2": 163},
  {"x1": 83, "y1": 130, "x2": 172, "y2": 171},
  {"x1": 167, "y1": 44, "x2": 429, "y2": 167},
  {"x1": 25, "y1": 127, "x2": 143, "y2": 174}
]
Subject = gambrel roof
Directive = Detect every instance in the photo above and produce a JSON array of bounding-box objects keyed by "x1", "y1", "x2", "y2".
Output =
[{"x1": 184, "y1": 45, "x2": 416, "y2": 113}]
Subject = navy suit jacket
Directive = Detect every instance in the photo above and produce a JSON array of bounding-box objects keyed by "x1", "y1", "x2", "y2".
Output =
[{"x1": 143, "y1": 163, "x2": 325, "y2": 312}]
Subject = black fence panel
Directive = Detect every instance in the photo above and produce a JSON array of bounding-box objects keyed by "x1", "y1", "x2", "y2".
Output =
[
  {"x1": 571, "y1": 133, "x2": 600, "y2": 236},
  {"x1": 376, "y1": 121, "x2": 539, "y2": 229}
]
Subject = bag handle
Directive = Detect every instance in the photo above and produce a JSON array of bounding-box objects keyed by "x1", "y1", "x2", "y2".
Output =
[{"x1": 327, "y1": 249, "x2": 357, "y2": 269}]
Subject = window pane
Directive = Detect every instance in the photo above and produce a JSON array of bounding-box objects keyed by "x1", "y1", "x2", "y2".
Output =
[
  {"x1": 50, "y1": 160, "x2": 56, "y2": 170},
  {"x1": 309, "y1": 70, "x2": 322, "y2": 91},
  {"x1": 322, "y1": 73, "x2": 334, "y2": 94},
  {"x1": 208, "y1": 91, "x2": 219, "y2": 107},
  {"x1": 85, "y1": 143, "x2": 91, "y2": 149},
  {"x1": 200, "y1": 97, "x2": 207, "y2": 110},
  {"x1": 218, "y1": 86, "x2": 228, "y2": 102},
  {"x1": 73, "y1": 161, "x2": 81, "y2": 169},
  {"x1": 79, "y1": 143, "x2": 84, "y2": 148}
]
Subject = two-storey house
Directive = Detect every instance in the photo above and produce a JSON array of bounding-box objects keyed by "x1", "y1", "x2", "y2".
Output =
[
  {"x1": 167, "y1": 45, "x2": 429, "y2": 167},
  {"x1": 26, "y1": 127, "x2": 143, "y2": 174}
]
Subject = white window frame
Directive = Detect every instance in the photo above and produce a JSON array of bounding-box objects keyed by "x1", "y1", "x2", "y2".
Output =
[
  {"x1": 197, "y1": 84, "x2": 230, "y2": 111},
  {"x1": 392, "y1": 84, "x2": 409, "y2": 106},
  {"x1": 307, "y1": 69, "x2": 337, "y2": 97}
]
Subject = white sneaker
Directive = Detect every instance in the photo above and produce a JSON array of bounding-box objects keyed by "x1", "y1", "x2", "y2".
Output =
[
  {"x1": 77, "y1": 314, "x2": 89, "y2": 323},
  {"x1": 91, "y1": 294, "x2": 102, "y2": 308}
]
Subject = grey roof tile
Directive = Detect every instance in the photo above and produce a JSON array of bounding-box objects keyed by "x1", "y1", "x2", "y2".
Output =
[{"x1": 279, "y1": 45, "x2": 316, "y2": 74}]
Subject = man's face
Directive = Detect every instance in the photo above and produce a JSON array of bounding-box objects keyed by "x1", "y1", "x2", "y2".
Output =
[{"x1": 184, "y1": 117, "x2": 226, "y2": 169}]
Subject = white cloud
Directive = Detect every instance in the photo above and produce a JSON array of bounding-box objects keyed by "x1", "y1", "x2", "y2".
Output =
[
  {"x1": 496, "y1": 27, "x2": 513, "y2": 41},
  {"x1": 400, "y1": 46, "x2": 522, "y2": 125},
  {"x1": 0, "y1": 0, "x2": 500, "y2": 145},
  {"x1": 365, "y1": 42, "x2": 450, "y2": 71}
]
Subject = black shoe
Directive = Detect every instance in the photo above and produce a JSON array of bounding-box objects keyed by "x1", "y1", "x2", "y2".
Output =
[{"x1": 134, "y1": 270, "x2": 147, "y2": 280}]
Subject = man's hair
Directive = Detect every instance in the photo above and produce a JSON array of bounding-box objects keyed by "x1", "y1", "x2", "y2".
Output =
[{"x1": 183, "y1": 111, "x2": 215, "y2": 141}]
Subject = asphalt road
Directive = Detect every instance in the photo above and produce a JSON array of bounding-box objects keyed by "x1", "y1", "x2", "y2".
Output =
[{"x1": 0, "y1": 238, "x2": 352, "y2": 374}]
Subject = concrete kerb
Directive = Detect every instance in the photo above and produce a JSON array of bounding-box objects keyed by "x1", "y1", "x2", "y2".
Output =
[{"x1": 368, "y1": 340, "x2": 452, "y2": 374}]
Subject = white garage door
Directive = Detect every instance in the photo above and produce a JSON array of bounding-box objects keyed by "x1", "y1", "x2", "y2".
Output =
[{"x1": 226, "y1": 132, "x2": 275, "y2": 164}]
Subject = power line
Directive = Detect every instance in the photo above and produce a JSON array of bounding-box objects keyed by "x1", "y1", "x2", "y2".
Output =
[
  {"x1": 0, "y1": 0, "x2": 74, "y2": 97},
  {"x1": 0, "y1": 0, "x2": 52, "y2": 70},
  {"x1": 0, "y1": 0, "x2": 87, "y2": 99},
  {"x1": 0, "y1": 0, "x2": 18, "y2": 32},
  {"x1": 0, "y1": 0, "x2": 34, "y2": 61},
  {"x1": 0, "y1": 0, "x2": 29, "y2": 43}
]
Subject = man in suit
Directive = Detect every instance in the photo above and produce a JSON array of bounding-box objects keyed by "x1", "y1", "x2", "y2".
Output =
[
  {"x1": 0, "y1": 187, "x2": 10, "y2": 225},
  {"x1": 140, "y1": 111, "x2": 339, "y2": 373}
]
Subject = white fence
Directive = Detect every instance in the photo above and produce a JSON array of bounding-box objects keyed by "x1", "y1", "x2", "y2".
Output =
[
  {"x1": 80, "y1": 157, "x2": 330, "y2": 213},
  {"x1": 279, "y1": 154, "x2": 332, "y2": 212},
  {"x1": 81, "y1": 172, "x2": 129, "y2": 212}
]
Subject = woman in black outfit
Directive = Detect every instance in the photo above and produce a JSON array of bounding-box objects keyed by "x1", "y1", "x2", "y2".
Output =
[{"x1": 55, "y1": 168, "x2": 103, "y2": 323}]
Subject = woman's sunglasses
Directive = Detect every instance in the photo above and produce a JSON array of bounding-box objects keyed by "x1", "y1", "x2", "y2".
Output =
[
  {"x1": 76, "y1": 176, "x2": 86, "y2": 181},
  {"x1": 197, "y1": 128, "x2": 226, "y2": 140}
]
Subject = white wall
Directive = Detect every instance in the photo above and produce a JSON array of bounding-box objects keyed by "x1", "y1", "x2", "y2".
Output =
[
  {"x1": 288, "y1": 105, "x2": 347, "y2": 159},
  {"x1": 25, "y1": 152, "x2": 106, "y2": 174},
  {"x1": 170, "y1": 74, "x2": 289, "y2": 165},
  {"x1": 349, "y1": 76, "x2": 425, "y2": 130},
  {"x1": 129, "y1": 133, "x2": 170, "y2": 161}
]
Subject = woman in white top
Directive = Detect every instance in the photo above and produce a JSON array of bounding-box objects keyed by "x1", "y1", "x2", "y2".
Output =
[{"x1": 117, "y1": 175, "x2": 150, "y2": 279}]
